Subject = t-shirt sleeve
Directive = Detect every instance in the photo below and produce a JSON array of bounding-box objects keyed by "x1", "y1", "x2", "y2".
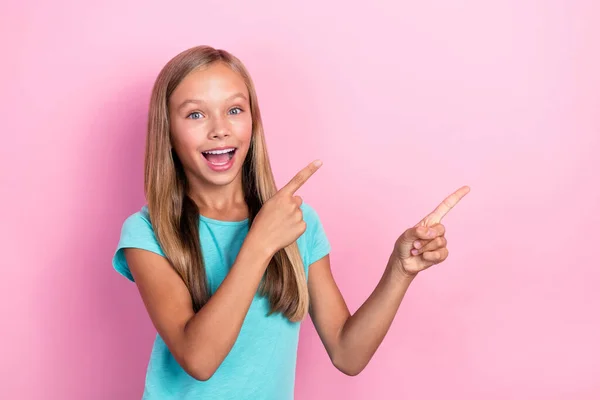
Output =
[
  {"x1": 112, "y1": 210, "x2": 165, "y2": 282},
  {"x1": 301, "y1": 203, "x2": 331, "y2": 266}
]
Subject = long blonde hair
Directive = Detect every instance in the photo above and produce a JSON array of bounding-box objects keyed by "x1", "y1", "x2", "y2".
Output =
[{"x1": 144, "y1": 45, "x2": 309, "y2": 322}]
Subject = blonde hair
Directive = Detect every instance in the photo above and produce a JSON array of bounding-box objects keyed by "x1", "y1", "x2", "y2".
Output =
[{"x1": 144, "y1": 45, "x2": 309, "y2": 322}]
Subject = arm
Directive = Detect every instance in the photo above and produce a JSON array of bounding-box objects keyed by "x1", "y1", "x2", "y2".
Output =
[
  {"x1": 309, "y1": 186, "x2": 470, "y2": 376},
  {"x1": 125, "y1": 161, "x2": 323, "y2": 381},
  {"x1": 308, "y1": 254, "x2": 415, "y2": 376},
  {"x1": 125, "y1": 233, "x2": 270, "y2": 381}
]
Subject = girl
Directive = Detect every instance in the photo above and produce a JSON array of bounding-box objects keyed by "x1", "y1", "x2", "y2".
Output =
[{"x1": 113, "y1": 45, "x2": 469, "y2": 399}]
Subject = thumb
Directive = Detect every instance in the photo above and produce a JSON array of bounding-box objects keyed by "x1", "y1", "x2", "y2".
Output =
[{"x1": 395, "y1": 226, "x2": 437, "y2": 259}]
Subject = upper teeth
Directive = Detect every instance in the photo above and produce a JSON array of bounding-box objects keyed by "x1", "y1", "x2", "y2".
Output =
[{"x1": 204, "y1": 148, "x2": 235, "y2": 155}]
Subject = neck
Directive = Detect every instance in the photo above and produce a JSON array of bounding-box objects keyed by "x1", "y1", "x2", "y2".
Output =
[{"x1": 187, "y1": 174, "x2": 248, "y2": 220}]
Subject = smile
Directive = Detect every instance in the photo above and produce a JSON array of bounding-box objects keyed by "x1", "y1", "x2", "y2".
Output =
[{"x1": 201, "y1": 147, "x2": 237, "y2": 171}]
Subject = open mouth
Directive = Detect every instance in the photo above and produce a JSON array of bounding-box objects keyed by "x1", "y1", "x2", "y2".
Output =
[{"x1": 201, "y1": 147, "x2": 237, "y2": 166}]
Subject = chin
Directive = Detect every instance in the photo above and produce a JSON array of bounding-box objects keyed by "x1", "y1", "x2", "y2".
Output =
[{"x1": 202, "y1": 171, "x2": 240, "y2": 187}]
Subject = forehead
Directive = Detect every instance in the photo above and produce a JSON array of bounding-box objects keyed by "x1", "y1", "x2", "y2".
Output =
[{"x1": 169, "y1": 62, "x2": 249, "y2": 106}]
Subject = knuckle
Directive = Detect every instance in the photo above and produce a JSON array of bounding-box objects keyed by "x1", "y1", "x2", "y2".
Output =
[
  {"x1": 300, "y1": 221, "x2": 307, "y2": 233},
  {"x1": 272, "y1": 194, "x2": 283, "y2": 204}
]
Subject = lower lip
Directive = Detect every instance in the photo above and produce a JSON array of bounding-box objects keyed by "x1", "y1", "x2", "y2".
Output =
[{"x1": 203, "y1": 151, "x2": 236, "y2": 172}]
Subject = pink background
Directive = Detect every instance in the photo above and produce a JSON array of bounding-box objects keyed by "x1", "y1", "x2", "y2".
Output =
[{"x1": 2, "y1": 0, "x2": 599, "y2": 399}]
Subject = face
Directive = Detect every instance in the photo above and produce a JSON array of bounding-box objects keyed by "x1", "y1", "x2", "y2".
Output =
[{"x1": 168, "y1": 62, "x2": 253, "y2": 189}]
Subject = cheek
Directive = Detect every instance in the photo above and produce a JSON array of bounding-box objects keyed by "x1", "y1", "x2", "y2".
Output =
[
  {"x1": 171, "y1": 122, "x2": 204, "y2": 159},
  {"x1": 232, "y1": 115, "x2": 253, "y2": 143}
]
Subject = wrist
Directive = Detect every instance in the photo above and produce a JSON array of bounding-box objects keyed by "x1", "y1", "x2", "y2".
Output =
[
  {"x1": 388, "y1": 255, "x2": 418, "y2": 283},
  {"x1": 244, "y1": 229, "x2": 275, "y2": 263}
]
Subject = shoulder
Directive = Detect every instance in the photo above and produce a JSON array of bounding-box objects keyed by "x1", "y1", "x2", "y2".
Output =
[
  {"x1": 113, "y1": 205, "x2": 165, "y2": 282},
  {"x1": 299, "y1": 202, "x2": 327, "y2": 237},
  {"x1": 120, "y1": 205, "x2": 153, "y2": 236},
  {"x1": 299, "y1": 202, "x2": 331, "y2": 266}
]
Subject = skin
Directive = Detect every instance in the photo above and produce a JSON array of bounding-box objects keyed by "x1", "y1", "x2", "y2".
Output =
[
  {"x1": 308, "y1": 185, "x2": 470, "y2": 375},
  {"x1": 170, "y1": 61, "x2": 253, "y2": 220},
  {"x1": 124, "y1": 61, "x2": 470, "y2": 380}
]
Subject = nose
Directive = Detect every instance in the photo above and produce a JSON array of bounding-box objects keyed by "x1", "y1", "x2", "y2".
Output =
[{"x1": 208, "y1": 117, "x2": 230, "y2": 140}]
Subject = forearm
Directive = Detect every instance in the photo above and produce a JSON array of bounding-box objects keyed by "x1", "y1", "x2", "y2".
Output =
[
  {"x1": 182, "y1": 233, "x2": 271, "y2": 379},
  {"x1": 335, "y1": 255, "x2": 415, "y2": 375}
]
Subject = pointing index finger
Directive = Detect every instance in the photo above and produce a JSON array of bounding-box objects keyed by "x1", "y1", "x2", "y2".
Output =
[
  {"x1": 280, "y1": 160, "x2": 322, "y2": 195},
  {"x1": 423, "y1": 185, "x2": 470, "y2": 224}
]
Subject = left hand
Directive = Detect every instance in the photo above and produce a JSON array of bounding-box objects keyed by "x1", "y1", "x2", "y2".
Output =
[{"x1": 393, "y1": 186, "x2": 470, "y2": 277}]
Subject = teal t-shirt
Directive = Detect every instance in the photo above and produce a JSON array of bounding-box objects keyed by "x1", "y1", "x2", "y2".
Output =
[{"x1": 112, "y1": 202, "x2": 330, "y2": 399}]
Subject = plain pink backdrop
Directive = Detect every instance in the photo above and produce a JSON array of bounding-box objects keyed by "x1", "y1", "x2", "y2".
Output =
[{"x1": 1, "y1": 0, "x2": 599, "y2": 399}]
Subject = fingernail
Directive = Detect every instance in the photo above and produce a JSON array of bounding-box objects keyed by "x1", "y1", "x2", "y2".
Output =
[
  {"x1": 411, "y1": 249, "x2": 419, "y2": 256},
  {"x1": 414, "y1": 241, "x2": 421, "y2": 249},
  {"x1": 428, "y1": 229, "x2": 436, "y2": 237},
  {"x1": 313, "y1": 160, "x2": 322, "y2": 167}
]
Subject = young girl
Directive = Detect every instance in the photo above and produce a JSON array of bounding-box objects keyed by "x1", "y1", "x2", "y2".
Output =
[{"x1": 113, "y1": 45, "x2": 469, "y2": 399}]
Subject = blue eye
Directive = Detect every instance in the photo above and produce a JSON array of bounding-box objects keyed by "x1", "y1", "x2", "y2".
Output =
[
  {"x1": 188, "y1": 112, "x2": 203, "y2": 120},
  {"x1": 229, "y1": 107, "x2": 242, "y2": 115}
]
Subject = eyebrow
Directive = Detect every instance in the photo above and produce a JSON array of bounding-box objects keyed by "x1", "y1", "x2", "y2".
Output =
[{"x1": 177, "y1": 92, "x2": 248, "y2": 111}]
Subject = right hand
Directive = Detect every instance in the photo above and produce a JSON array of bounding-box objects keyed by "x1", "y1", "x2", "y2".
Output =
[{"x1": 248, "y1": 160, "x2": 323, "y2": 258}]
